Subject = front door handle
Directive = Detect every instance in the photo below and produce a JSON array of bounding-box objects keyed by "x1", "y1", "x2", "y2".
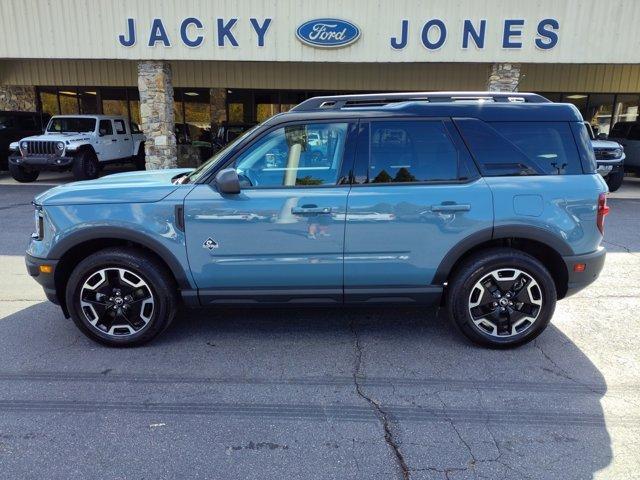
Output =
[
  {"x1": 291, "y1": 205, "x2": 333, "y2": 215},
  {"x1": 431, "y1": 203, "x2": 471, "y2": 212},
  {"x1": 111, "y1": 139, "x2": 117, "y2": 142}
]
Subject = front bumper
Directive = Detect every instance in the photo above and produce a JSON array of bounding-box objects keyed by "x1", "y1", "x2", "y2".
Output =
[
  {"x1": 596, "y1": 160, "x2": 623, "y2": 177},
  {"x1": 25, "y1": 253, "x2": 59, "y2": 305},
  {"x1": 9, "y1": 153, "x2": 75, "y2": 170},
  {"x1": 562, "y1": 247, "x2": 606, "y2": 298}
]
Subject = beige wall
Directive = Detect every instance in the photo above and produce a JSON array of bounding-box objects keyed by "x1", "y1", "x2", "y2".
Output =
[
  {"x1": 1, "y1": 0, "x2": 639, "y2": 64},
  {"x1": 2, "y1": 59, "x2": 640, "y2": 93}
]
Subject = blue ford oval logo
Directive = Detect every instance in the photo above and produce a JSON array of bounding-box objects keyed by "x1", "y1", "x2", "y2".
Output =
[{"x1": 296, "y1": 18, "x2": 361, "y2": 48}]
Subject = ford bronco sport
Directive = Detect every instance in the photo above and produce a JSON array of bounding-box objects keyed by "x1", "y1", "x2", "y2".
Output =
[
  {"x1": 25, "y1": 92, "x2": 609, "y2": 348},
  {"x1": 8, "y1": 114, "x2": 145, "y2": 182}
]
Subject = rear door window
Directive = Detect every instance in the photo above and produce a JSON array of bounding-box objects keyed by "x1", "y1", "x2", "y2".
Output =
[
  {"x1": 114, "y1": 119, "x2": 127, "y2": 135},
  {"x1": 455, "y1": 119, "x2": 581, "y2": 176},
  {"x1": 366, "y1": 120, "x2": 460, "y2": 183}
]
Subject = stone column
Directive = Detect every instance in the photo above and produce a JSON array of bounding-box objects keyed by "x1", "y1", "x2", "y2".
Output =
[
  {"x1": 210, "y1": 88, "x2": 227, "y2": 125},
  {"x1": 486, "y1": 63, "x2": 521, "y2": 92},
  {"x1": 137, "y1": 61, "x2": 177, "y2": 169},
  {"x1": 0, "y1": 85, "x2": 37, "y2": 111}
]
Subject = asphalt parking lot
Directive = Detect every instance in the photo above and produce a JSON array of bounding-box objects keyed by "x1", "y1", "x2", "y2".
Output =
[{"x1": 0, "y1": 169, "x2": 639, "y2": 480}]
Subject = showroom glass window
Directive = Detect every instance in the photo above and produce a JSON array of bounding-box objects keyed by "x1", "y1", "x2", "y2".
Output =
[
  {"x1": 231, "y1": 123, "x2": 349, "y2": 187},
  {"x1": 367, "y1": 120, "x2": 459, "y2": 183}
]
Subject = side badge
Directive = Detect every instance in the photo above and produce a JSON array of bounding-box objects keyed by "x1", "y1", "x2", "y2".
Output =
[{"x1": 203, "y1": 237, "x2": 219, "y2": 250}]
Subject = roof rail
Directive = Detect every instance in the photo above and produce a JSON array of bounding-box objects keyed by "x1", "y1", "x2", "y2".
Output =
[{"x1": 290, "y1": 92, "x2": 551, "y2": 111}]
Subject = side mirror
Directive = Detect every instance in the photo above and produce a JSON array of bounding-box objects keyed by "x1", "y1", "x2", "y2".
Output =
[
  {"x1": 597, "y1": 133, "x2": 608, "y2": 140},
  {"x1": 215, "y1": 168, "x2": 241, "y2": 194},
  {"x1": 99, "y1": 129, "x2": 107, "y2": 137}
]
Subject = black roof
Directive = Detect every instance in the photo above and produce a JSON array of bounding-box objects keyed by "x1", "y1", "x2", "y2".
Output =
[{"x1": 266, "y1": 92, "x2": 583, "y2": 125}]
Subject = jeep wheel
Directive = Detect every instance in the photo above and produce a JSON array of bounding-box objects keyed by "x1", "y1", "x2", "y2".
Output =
[
  {"x1": 446, "y1": 248, "x2": 557, "y2": 348},
  {"x1": 606, "y1": 171, "x2": 624, "y2": 192},
  {"x1": 66, "y1": 248, "x2": 178, "y2": 347},
  {"x1": 72, "y1": 150, "x2": 100, "y2": 180},
  {"x1": 8, "y1": 163, "x2": 39, "y2": 183},
  {"x1": 134, "y1": 146, "x2": 146, "y2": 170}
]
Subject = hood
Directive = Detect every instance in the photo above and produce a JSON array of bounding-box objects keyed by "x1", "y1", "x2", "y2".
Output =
[
  {"x1": 35, "y1": 168, "x2": 194, "y2": 206},
  {"x1": 21, "y1": 132, "x2": 92, "y2": 142},
  {"x1": 591, "y1": 139, "x2": 622, "y2": 149}
]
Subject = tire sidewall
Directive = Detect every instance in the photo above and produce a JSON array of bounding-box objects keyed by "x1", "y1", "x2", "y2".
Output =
[
  {"x1": 66, "y1": 249, "x2": 175, "y2": 347},
  {"x1": 448, "y1": 250, "x2": 557, "y2": 348},
  {"x1": 9, "y1": 163, "x2": 39, "y2": 182},
  {"x1": 72, "y1": 150, "x2": 99, "y2": 180}
]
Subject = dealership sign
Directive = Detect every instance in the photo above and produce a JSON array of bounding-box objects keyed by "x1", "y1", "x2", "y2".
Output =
[
  {"x1": 295, "y1": 19, "x2": 361, "y2": 48},
  {"x1": 117, "y1": 17, "x2": 559, "y2": 51}
]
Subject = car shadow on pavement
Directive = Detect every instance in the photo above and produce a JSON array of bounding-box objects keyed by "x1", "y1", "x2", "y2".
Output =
[{"x1": 0, "y1": 301, "x2": 613, "y2": 479}]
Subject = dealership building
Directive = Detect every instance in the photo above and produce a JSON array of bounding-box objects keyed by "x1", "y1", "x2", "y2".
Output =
[{"x1": 1, "y1": 0, "x2": 640, "y2": 168}]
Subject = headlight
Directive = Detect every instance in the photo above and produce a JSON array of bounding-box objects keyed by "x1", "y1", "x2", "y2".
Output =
[
  {"x1": 613, "y1": 148, "x2": 623, "y2": 159},
  {"x1": 56, "y1": 141, "x2": 65, "y2": 151},
  {"x1": 20, "y1": 141, "x2": 28, "y2": 151},
  {"x1": 32, "y1": 205, "x2": 44, "y2": 240}
]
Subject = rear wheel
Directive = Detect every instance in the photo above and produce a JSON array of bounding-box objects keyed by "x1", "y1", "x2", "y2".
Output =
[
  {"x1": 71, "y1": 149, "x2": 100, "y2": 180},
  {"x1": 134, "y1": 145, "x2": 146, "y2": 170},
  {"x1": 66, "y1": 248, "x2": 178, "y2": 347},
  {"x1": 8, "y1": 163, "x2": 39, "y2": 183},
  {"x1": 606, "y1": 171, "x2": 624, "y2": 192},
  {"x1": 446, "y1": 248, "x2": 557, "y2": 348}
]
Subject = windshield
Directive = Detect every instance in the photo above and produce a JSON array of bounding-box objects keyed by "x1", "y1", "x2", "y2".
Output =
[
  {"x1": 47, "y1": 117, "x2": 96, "y2": 133},
  {"x1": 187, "y1": 125, "x2": 260, "y2": 183}
]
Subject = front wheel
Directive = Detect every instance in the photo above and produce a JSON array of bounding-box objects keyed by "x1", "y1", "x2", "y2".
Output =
[
  {"x1": 8, "y1": 163, "x2": 39, "y2": 183},
  {"x1": 65, "y1": 248, "x2": 178, "y2": 347},
  {"x1": 446, "y1": 248, "x2": 557, "y2": 348},
  {"x1": 606, "y1": 171, "x2": 624, "y2": 192},
  {"x1": 71, "y1": 150, "x2": 100, "y2": 180}
]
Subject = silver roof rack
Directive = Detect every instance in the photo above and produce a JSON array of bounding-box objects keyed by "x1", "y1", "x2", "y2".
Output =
[{"x1": 291, "y1": 92, "x2": 550, "y2": 111}]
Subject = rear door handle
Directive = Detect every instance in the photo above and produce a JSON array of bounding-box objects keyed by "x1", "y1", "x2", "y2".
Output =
[
  {"x1": 111, "y1": 139, "x2": 117, "y2": 142},
  {"x1": 431, "y1": 203, "x2": 471, "y2": 212},
  {"x1": 291, "y1": 205, "x2": 333, "y2": 215}
]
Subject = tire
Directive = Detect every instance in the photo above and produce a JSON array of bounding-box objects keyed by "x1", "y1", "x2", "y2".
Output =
[
  {"x1": 71, "y1": 149, "x2": 100, "y2": 180},
  {"x1": 65, "y1": 248, "x2": 178, "y2": 347},
  {"x1": 8, "y1": 163, "x2": 39, "y2": 183},
  {"x1": 134, "y1": 145, "x2": 146, "y2": 170},
  {"x1": 446, "y1": 247, "x2": 557, "y2": 349},
  {"x1": 606, "y1": 171, "x2": 624, "y2": 192}
]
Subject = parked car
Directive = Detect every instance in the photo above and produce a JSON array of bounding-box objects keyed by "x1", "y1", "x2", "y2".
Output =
[
  {"x1": 8, "y1": 115, "x2": 145, "y2": 182},
  {"x1": 608, "y1": 121, "x2": 640, "y2": 175},
  {"x1": 584, "y1": 122, "x2": 625, "y2": 192},
  {"x1": 25, "y1": 92, "x2": 608, "y2": 349},
  {"x1": 0, "y1": 111, "x2": 48, "y2": 171}
]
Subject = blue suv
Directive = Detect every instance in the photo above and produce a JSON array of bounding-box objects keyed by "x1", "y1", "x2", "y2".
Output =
[{"x1": 25, "y1": 92, "x2": 609, "y2": 348}]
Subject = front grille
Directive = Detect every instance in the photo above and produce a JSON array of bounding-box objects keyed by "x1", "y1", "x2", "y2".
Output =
[
  {"x1": 25, "y1": 140, "x2": 58, "y2": 155},
  {"x1": 593, "y1": 148, "x2": 620, "y2": 160}
]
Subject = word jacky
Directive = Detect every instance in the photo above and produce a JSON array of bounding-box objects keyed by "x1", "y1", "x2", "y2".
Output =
[{"x1": 118, "y1": 18, "x2": 273, "y2": 48}]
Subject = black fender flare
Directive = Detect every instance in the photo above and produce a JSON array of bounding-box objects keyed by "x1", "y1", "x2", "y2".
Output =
[
  {"x1": 49, "y1": 226, "x2": 192, "y2": 290},
  {"x1": 432, "y1": 225, "x2": 573, "y2": 285}
]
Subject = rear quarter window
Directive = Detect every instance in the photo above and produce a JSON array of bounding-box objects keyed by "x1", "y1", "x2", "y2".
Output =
[{"x1": 455, "y1": 119, "x2": 582, "y2": 176}]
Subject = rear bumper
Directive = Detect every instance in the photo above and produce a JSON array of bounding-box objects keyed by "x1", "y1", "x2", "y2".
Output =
[
  {"x1": 562, "y1": 247, "x2": 606, "y2": 298},
  {"x1": 9, "y1": 154, "x2": 74, "y2": 169},
  {"x1": 25, "y1": 253, "x2": 59, "y2": 305}
]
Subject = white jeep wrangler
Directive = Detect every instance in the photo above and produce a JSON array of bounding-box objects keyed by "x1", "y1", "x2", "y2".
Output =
[{"x1": 8, "y1": 115, "x2": 145, "y2": 182}]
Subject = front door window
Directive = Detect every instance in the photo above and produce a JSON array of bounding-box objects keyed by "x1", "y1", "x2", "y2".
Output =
[{"x1": 231, "y1": 122, "x2": 349, "y2": 188}]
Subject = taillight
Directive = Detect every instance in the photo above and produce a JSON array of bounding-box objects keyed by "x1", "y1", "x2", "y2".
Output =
[{"x1": 597, "y1": 193, "x2": 610, "y2": 234}]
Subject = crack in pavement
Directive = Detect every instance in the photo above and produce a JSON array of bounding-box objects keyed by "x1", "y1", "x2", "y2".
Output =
[
  {"x1": 349, "y1": 317, "x2": 410, "y2": 480},
  {"x1": 602, "y1": 239, "x2": 639, "y2": 257}
]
